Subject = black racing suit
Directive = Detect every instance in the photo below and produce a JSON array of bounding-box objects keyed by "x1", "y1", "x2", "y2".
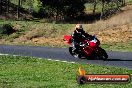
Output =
[{"x1": 71, "y1": 28, "x2": 91, "y2": 52}]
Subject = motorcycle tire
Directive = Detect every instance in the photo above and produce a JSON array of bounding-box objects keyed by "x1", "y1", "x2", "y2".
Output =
[
  {"x1": 99, "y1": 48, "x2": 108, "y2": 60},
  {"x1": 97, "y1": 47, "x2": 108, "y2": 60}
]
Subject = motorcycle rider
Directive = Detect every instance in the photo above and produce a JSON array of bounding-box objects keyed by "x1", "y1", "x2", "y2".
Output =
[{"x1": 71, "y1": 24, "x2": 92, "y2": 52}]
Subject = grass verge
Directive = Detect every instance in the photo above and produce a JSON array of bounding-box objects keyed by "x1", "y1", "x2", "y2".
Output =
[
  {"x1": 101, "y1": 41, "x2": 132, "y2": 52},
  {"x1": 0, "y1": 55, "x2": 132, "y2": 88}
]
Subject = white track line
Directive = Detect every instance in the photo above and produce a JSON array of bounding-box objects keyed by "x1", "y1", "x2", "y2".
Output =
[
  {"x1": 0, "y1": 53, "x2": 75, "y2": 64},
  {"x1": 0, "y1": 53, "x2": 9, "y2": 56}
]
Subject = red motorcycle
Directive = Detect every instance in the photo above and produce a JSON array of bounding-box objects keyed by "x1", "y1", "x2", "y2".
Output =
[{"x1": 63, "y1": 35, "x2": 108, "y2": 60}]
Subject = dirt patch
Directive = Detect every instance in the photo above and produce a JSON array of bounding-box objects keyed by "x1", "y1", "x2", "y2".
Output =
[
  {"x1": 31, "y1": 37, "x2": 65, "y2": 47},
  {"x1": 121, "y1": 4, "x2": 132, "y2": 11},
  {"x1": 97, "y1": 24, "x2": 132, "y2": 43},
  {"x1": 27, "y1": 24, "x2": 132, "y2": 46},
  {"x1": 36, "y1": 23, "x2": 132, "y2": 45}
]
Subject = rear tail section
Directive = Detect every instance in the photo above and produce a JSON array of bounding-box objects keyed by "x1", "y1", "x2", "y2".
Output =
[{"x1": 63, "y1": 35, "x2": 72, "y2": 45}]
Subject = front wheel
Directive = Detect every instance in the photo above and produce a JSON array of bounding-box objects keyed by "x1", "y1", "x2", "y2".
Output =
[{"x1": 98, "y1": 48, "x2": 108, "y2": 60}]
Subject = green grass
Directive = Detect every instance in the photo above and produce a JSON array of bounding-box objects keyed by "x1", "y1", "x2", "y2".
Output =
[
  {"x1": 101, "y1": 41, "x2": 132, "y2": 52},
  {"x1": 127, "y1": 0, "x2": 132, "y2": 4},
  {"x1": 0, "y1": 55, "x2": 132, "y2": 88},
  {"x1": 85, "y1": 3, "x2": 103, "y2": 13}
]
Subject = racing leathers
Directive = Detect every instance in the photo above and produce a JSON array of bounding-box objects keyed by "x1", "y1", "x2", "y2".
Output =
[{"x1": 71, "y1": 28, "x2": 91, "y2": 52}]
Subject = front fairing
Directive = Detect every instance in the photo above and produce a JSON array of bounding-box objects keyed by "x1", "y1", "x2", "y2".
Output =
[{"x1": 82, "y1": 36, "x2": 100, "y2": 56}]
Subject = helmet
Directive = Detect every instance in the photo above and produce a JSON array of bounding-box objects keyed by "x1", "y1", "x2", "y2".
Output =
[{"x1": 75, "y1": 24, "x2": 83, "y2": 30}]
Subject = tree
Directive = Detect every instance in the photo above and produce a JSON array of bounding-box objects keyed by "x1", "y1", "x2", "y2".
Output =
[
  {"x1": 0, "y1": 0, "x2": 2, "y2": 14},
  {"x1": 17, "y1": 0, "x2": 21, "y2": 19},
  {"x1": 40, "y1": 0, "x2": 86, "y2": 20},
  {"x1": 6, "y1": 0, "x2": 10, "y2": 13},
  {"x1": 33, "y1": 0, "x2": 42, "y2": 13},
  {"x1": 32, "y1": 0, "x2": 44, "y2": 18},
  {"x1": 93, "y1": 0, "x2": 97, "y2": 15}
]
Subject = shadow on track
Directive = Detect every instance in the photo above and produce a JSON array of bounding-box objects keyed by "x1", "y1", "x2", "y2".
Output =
[
  {"x1": 106, "y1": 59, "x2": 132, "y2": 61},
  {"x1": 85, "y1": 58, "x2": 132, "y2": 61}
]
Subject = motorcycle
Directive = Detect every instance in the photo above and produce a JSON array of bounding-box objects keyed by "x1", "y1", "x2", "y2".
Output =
[{"x1": 63, "y1": 34, "x2": 108, "y2": 60}]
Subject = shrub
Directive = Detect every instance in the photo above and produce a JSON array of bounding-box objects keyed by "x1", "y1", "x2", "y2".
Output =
[{"x1": 0, "y1": 24, "x2": 15, "y2": 35}]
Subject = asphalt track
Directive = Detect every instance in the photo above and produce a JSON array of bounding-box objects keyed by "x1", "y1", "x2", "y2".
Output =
[{"x1": 0, "y1": 45, "x2": 132, "y2": 69}]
